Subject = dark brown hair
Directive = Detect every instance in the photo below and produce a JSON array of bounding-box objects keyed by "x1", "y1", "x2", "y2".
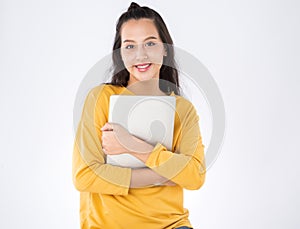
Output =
[{"x1": 107, "y1": 2, "x2": 180, "y2": 95}]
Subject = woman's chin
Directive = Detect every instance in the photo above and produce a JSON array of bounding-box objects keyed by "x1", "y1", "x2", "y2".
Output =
[{"x1": 130, "y1": 73, "x2": 158, "y2": 82}]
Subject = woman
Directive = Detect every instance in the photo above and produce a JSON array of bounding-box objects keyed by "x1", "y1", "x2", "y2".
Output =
[{"x1": 72, "y1": 2, "x2": 206, "y2": 229}]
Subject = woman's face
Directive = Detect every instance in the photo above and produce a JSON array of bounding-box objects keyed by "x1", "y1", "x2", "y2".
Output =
[{"x1": 120, "y1": 18, "x2": 166, "y2": 85}]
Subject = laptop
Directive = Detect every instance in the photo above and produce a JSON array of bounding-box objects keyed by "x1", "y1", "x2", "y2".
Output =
[{"x1": 106, "y1": 95, "x2": 176, "y2": 168}]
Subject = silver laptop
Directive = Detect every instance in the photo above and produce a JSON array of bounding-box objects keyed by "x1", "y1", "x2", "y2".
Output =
[{"x1": 106, "y1": 95, "x2": 176, "y2": 168}]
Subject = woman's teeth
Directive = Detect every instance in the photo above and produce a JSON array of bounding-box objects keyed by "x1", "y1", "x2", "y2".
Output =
[{"x1": 136, "y1": 64, "x2": 151, "y2": 69}]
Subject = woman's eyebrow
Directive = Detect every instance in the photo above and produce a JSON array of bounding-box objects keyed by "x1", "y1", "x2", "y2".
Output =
[
  {"x1": 123, "y1": 36, "x2": 158, "y2": 43},
  {"x1": 144, "y1": 36, "x2": 158, "y2": 41}
]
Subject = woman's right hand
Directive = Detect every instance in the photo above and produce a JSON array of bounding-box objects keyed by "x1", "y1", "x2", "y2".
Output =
[{"x1": 101, "y1": 122, "x2": 154, "y2": 157}]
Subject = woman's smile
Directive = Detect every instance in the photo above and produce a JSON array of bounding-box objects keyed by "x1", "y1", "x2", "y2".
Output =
[{"x1": 134, "y1": 63, "x2": 152, "y2": 72}]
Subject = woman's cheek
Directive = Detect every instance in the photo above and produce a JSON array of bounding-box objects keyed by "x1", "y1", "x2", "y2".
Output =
[
  {"x1": 121, "y1": 49, "x2": 135, "y2": 65},
  {"x1": 148, "y1": 52, "x2": 164, "y2": 65}
]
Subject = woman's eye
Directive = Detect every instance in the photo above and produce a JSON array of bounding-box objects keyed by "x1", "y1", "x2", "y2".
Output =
[
  {"x1": 145, "y1": 41, "x2": 156, "y2": 47},
  {"x1": 125, "y1": 44, "x2": 134, "y2": 49}
]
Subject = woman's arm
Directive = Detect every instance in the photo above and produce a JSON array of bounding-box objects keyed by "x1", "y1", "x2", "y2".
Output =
[
  {"x1": 100, "y1": 125, "x2": 176, "y2": 187},
  {"x1": 100, "y1": 101, "x2": 206, "y2": 190},
  {"x1": 73, "y1": 86, "x2": 133, "y2": 195},
  {"x1": 130, "y1": 168, "x2": 175, "y2": 188},
  {"x1": 147, "y1": 103, "x2": 206, "y2": 190},
  {"x1": 129, "y1": 102, "x2": 206, "y2": 190},
  {"x1": 128, "y1": 135, "x2": 205, "y2": 190},
  {"x1": 72, "y1": 86, "x2": 174, "y2": 196}
]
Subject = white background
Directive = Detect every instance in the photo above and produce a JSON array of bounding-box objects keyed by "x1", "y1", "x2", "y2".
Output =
[{"x1": 1, "y1": 0, "x2": 299, "y2": 228}]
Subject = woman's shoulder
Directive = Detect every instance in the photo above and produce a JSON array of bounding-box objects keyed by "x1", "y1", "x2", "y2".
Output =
[
  {"x1": 173, "y1": 93, "x2": 200, "y2": 120},
  {"x1": 88, "y1": 83, "x2": 125, "y2": 97},
  {"x1": 174, "y1": 93, "x2": 195, "y2": 110}
]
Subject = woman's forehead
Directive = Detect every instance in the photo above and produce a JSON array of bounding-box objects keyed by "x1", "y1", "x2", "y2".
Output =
[{"x1": 120, "y1": 19, "x2": 160, "y2": 42}]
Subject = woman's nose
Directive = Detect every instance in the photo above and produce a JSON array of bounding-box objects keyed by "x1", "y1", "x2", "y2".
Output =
[{"x1": 135, "y1": 44, "x2": 148, "y2": 61}]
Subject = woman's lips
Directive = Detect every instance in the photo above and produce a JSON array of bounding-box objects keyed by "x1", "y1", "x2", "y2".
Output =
[{"x1": 134, "y1": 63, "x2": 152, "y2": 72}]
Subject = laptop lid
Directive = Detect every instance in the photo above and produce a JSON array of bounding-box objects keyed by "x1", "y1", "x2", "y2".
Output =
[{"x1": 106, "y1": 95, "x2": 176, "y2": 168}]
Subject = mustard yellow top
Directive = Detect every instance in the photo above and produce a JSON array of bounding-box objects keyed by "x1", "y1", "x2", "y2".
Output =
[{"x1": 72, "y1": 84, "x2": 206, "y2": 229}]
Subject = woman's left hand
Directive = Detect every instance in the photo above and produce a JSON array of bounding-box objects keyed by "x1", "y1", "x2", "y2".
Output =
[{"x1": 101, "y1": 122, "x2": 154, "y2": 158}]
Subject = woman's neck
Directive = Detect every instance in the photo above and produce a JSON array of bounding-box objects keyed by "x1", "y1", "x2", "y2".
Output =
[{"x1": 126, "y1": 78, "x2": 167, "y2": 96}]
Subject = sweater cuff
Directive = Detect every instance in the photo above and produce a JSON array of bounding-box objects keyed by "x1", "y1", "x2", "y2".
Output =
[{"x1": 145, "y1": 143, "x2": 167, "y2": 168}]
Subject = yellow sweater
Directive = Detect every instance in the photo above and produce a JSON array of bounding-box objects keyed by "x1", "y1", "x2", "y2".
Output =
[{"x1": 72, "y1": 84, "x2": 206, "y2": 229}]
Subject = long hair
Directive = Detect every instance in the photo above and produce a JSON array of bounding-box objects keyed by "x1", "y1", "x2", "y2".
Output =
[{"x1": 107, "y1": 2, "x2": 180, "y2": 95}]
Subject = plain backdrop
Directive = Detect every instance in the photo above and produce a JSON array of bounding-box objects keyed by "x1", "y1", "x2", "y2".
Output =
[{"x1": 0, "y1": 0, "x2": 299, "y2": 228}]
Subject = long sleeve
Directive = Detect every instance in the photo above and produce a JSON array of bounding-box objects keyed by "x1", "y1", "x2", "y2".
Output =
[
  {"x1": 72, "y1": 85, "x2": 132, "y2": 195},
  {"x1": 144, "y1": 100, "x2": 206, "y2": 190}
]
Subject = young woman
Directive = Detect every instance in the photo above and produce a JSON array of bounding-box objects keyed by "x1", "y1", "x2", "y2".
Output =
[{"x1": 72, "y1": 2, "x2": 206, "y2": 229}]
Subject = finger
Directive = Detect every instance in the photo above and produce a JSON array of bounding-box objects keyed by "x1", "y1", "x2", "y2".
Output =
[
  {"x1": 100, "y1": 123, "x2": 109, "y2": 131},
  {"x1": 102, "y1": 147, "x2": 108, "y2": 155},
  {"x1": 101, "y1": 123, "x2": 114, "y2": 131},
  {"x1": 102, "y1": 131, "x2": 114, "y2": 139}
]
